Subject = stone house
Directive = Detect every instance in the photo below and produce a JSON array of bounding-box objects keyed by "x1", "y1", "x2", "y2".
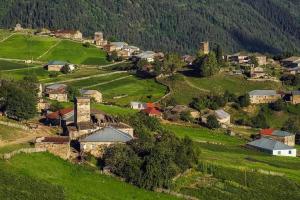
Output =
[
  {"x1": 281, "y1": 57, "x2": 300, "y2": 68},
  {"x1": 110, "y1": 42, "x2": 128, "y2": 51},
  {"x1": 79, "y1": 127, "x2": 133, "y2": 157},
  {"x1": 215, "y1": 109, "x2": 231, "y2": 126},
  {"x1": 45, "y1": 61, "x2": 68, "y2": 72},
  {"x1": 52, "y1": 30, "x2": 82, "y2": 40},
  {"x1": 35, "y1": 136, "x2": 70, "y2": 159},
  {"x1": 260, "y1": 129, "x2": 295, "y2": 146},
  {"x1": 164, "y1": 105, "x2": 200, "y2": 121},
  {"x1": 94, "y1": 32, "x2": 108, "y2": 47},
  {"x1": 249, "y1": 90, "x2": 281, "y2": 104},
  {"x1": 250, "y1": 67, "x2": 267, "y2": 79},
  {"x1": 133, "y1": 51, "x2": 156, "y2": 63},
  {"x1": 142, "y1": 107, "x2": 163, "y2": 119},
  {"x1": 14, "y1": 23, "x2": 23, "y2": 31},
  {"x1": 45, "y1": 84, "x2": 68, "y2": 102},
  {"x1": 80, "y1": 90, "x2": 102, "y2": 103},
  {"x1": 256, "y1": 55, "x2": 267, "y2": 66},
  {"x1": 247, "y1": 138, "x2": 296, "y2": 157},
  {"x1": 37, "y1": 99, "x2": 50, "y2": 112},
  {"x1": 199, "y1": 41, "x2": 209, "y2": 55},
  {"x1": 46, "y1": 108, "x2": 74, "y2": 126},
  {"x1": 291, "y1": 91, "x2": 300, "y2": 104}
]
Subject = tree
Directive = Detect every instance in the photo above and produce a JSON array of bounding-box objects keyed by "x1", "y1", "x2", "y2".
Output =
[
  {"x1": 249, "y1": 56, "x2": 259, "y2": 67},
  {"x1": 270, "y1": 99, "x2": 285, "y2": 111},
  {"x1": 214, "y1": 44, "x2": 223, "y2": 64},
  {"x1": 251, "y1": 112, "x2": 269, "y2": 128},
  {"x1": 162, "y1": 53, "x2": 184, "y2": 76},
  {"x1": 199, "y1": 52, "x2": 219, "y2": 77},
  {"x1": 50, "y1": 101, "x2": 64, "y2": 112},
  {"x1": 107, "y1": 51, "x2": 119, "y2": 62},
  {"x1": 282, "y1": 117, "x2": 299, "y2": 133},
  {"x1": 238, "y1": 94, "x2": 250, "y2": 107},
  {"x1": 67, "y1": 86, "x2": 80, "y2": 101},
  {"x1": 206, "y1": 115, "x2": 220, "y2": 129},
  {"x1": 83, "y1": 42, "x2": 90, "y2": 48},
  {"x1": 61, "y1": 65, "x2": 71, "y2": 74},
  {"x1": 180, "y1": 111, "x2": 193, "y2": 122}
]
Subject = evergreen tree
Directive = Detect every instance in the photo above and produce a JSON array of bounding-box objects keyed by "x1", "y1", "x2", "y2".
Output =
[{"x1": 199, "y1": 52, "x2": 219, "y2": 77}]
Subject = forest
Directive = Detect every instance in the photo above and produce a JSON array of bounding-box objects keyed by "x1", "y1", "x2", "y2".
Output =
[{"x1": 0, "y1": 0, "x2": 299, "y2": 54}]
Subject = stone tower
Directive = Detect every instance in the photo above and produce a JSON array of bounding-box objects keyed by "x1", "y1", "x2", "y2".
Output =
[
  {"x1": 94, "y1": 32, "x2": 104, "y2": 45},
  {"x1": 75, "y1": 97, "x2": 90, "y2": 125},
  {"x1": 199, "y1": 41, "x2": 209, "y2": 55}
]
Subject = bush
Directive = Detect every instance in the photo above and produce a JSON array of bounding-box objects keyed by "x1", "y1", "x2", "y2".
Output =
[
  {"x1": 49, "y1": 71, "x2": 60, "y2": 78},
  {"x1": 206, "y1": 115, "x2": 220, "y2": 129},
  {"x1": 269, "y1": 99, "x2": 285, "y2": 111}
]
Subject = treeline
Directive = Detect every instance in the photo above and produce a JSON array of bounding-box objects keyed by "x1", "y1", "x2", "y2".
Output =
[{"x1": 0, "y1": 0, "x2": 300, "y2": 54}]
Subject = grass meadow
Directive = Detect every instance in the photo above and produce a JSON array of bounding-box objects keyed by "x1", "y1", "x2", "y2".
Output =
[
  {"x1": 39, "y1": 40, "x2": 109, "y2": 65},
  {"x1": 0, "y1": 60, "x2": 35, "y2": 71},
  {"x1": 0, "y1": 153, "x2": 177, "y2": 200}
]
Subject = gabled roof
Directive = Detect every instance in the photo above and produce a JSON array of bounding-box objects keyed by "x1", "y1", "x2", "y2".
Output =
[
  {"x1": 47, "y1": 60, "x2": 68, "y2": 66},
  {"x1": 143, "y1": 107, "x2": 161, "y2": 115},
  {"x1": 215, "y1": 109, "x2": 230, "y2": 119},
  {"x1": 249, "y1": 90, "x2": 278, "y2": 96},
  {"x1": 80, "y1": 127, "x2": 133, "y2": 143},
  {"x1": 45, "y1": 83, "x2": 67, "y2": 90},
  {"x1": 80, "y1": 90, "x2": 101, "y2": 95},
  {"x1": 281, "y1": 56, "x2": 300, "y2": 63},
  {"x1": 46, "y1": 108, "x2": 74, "y2": 120},
  {"x1": 260, "y1": 129, "x2": 274, "y2": 136},
  {"x1": 247, "y1": 138, "x2": 294, "y2": 151}
]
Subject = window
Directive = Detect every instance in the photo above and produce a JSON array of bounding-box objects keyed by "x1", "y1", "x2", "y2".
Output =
[
  {"x1": 278, "y1": 151, "x2": 281, "y2": 155},
  {"x1": 289, "y1": 150, "x2": 292, "y2": 154}
]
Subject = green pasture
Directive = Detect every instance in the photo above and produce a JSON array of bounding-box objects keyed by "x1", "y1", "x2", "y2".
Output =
[
  {"x1": 0, "y1": 60, "x2": 35, "y2": 71},
  {"x1": 185, "y1": 73, "x2": 283, "y2": 95},
  {"x1": 0, "y1": 124, "x2": 25, "y2": 142},
  {"x1": 90, "y1": 76, "x2": 167, "y2": 106},
  {"x1": 0, "y1": 153, "x2": 177, "y2": 200},
  {"x1": 92, "y1": 104, "x2": 138, "y2": 116},
  {"x1": 2, "y1": 67, "x2": 50, "y2": 80},
  {"x1": 39, "y1": 40, "x2": 109, "y2": 65},
  {"x1": 0, "y1": 34, "x2": 57, "y2": 60},
  {"x1": 0, "y1": 29, "x2": 12, "y2": 41}
]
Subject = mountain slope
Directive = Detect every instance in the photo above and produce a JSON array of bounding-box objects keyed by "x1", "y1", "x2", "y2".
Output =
[{"x1": 0, "y1": 0, "x2": 299, "y2": 54}]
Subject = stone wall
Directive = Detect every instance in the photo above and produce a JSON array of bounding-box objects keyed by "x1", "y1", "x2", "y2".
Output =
[
  {"x1": 0, "y1": 120, "x2": 30, "y2": 131},
  {"x1": 1, "y1": 148, "x2": 46, "y2": 160},
  {"x1": 35, "y1": 143, "x2": 70, "y2": 160}
]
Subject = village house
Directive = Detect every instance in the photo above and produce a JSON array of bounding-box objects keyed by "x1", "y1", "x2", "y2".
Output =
[
  {"x1": 249, "y1": 90, "x2": 281, "y2": 104},
  {"x1": 182, "y1": 55, "x2": 196, "y2": 66},
  {"x1": 14, "y1": 23, "x2": 23, "y2": 32},
  {"x1": 79, "y1": 127, "x2": 134, "y2": 157},
  {"x1": 291, "y1": 91, "x2": 300, "y2": 104},
  {"x1": 260, "y1": 129, "x2": 295, "y2": 146},
  {"x1": 104, "y1": 44, "x2": 117, "y2": 52},
  {"x1": 247, "y1": 138, "x2": 297, "y2": 157},
  {"x1": 35, "y1": 136, "x2": 70, "y2": 159},
  {"x1": 110, "y1": 42, "x2": 128, "y2": 51},
  {"x1": 133, "y1": 51, "x2": 156, "y2": 63},
  {"x1": 45, "y1": 61, "x2": 68, "y2": 72},
  {"x1": 46, "y1": 108, "x2": 74, "y2": 126},
  {"x1": 94, "y1": 32, "x2": 108, "y2": 47},
  {"x1": 52, "y1": 30, "x2": 83, "y2": 40},
  {"x1": 201, "y1": 109, "x2": 231, "y2": 127},
  {"x1": 117, "y1": 49, "x2": 131, "y2": 59},
  {"x1": 37, "y1": 99, "x2": 50, "y2": 112},
  {"x1": 226, "y1": 53, "x2": 267, "y2": 66},
  {"x1": 281, "y1": 56, "x2": 300, "y2": 68},
  {"x1": 44, "y1": 84, "x2": 68, "y2": 102},
  {"x1": 80, "y1": 90, "x2": 102, "y2": 103},
  {"x1": 130, "y1": 101, "x2": 147, "y2": 110},
  {"x1": 250, "y1": 67, "x2": 267, "y2": 79},
  {"x1": 143, "y1": 107, "x2": 163, "y2": 119},
  {"x1": 164, "y1": 105, "x2": 200, "y2": 121},
  {"x1": 256, "y1": 55, "x2": 267, "y2": 66},
  {"x1": 123, "y1": 45, "x2": 140, "y2": 55}
]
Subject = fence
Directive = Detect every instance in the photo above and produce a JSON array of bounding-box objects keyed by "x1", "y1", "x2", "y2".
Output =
[{"x1": 0, "y1": 148, "x2": 47, "y2": 160}]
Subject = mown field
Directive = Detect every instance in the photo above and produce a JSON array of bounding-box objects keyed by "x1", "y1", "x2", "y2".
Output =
[
  {"x1": 39, "y1": 40, "x2": 109, "y2": 65},
  {"x1": 0, "y1": 153, "x2": 177, "y2": 200},
  {"x1": 0, "y1": 29, "x2": 12, "y2": 41},
  {"x1": 185, "y1": 73, "x2": 283, "y2": 95},
  {"x1": 0, "y1": 60, "x2": 35, "y2": 71},
  {"x1": 0, "y1": 34, "x2": 57, "y2": 60}
]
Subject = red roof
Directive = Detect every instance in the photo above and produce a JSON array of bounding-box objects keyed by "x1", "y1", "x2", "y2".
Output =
[
  {"x1": 143, "y1": 107, "x2": 161, "y2": 116},
  {"x1": 146, "y1": 102, "x2": 155, "y2": 108},
  {"x1": 46, "y1": 108, "x2": 73, "y2": 120},
  {"x1": 260, "y1": 129, "x2": 274, "y2": 136}
]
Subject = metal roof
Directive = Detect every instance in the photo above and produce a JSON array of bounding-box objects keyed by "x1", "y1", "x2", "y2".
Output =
[
  {"x1": 46, "y1": 83, "x2": 67, "y2": 90},
  {"x1": 48, "y1": 60, "x2": 68, "y2": 65},
  {"x1": 247, "y1": 138, "x2": 294, "y2": 151},
  {"x1": 215, "y1": 109, "x2": 230, "y2": 119},
  {"x1": 249, "y1": 90, "x2": 278, "y2": 96},
  {"x1": 80, "y1": 90, "x2": 101, "y2": 95},
  {"x1": 80, "y1": 127, "x2": 133, "y2": 143},
  {"x1": 272, "y1": 130, "x2": 294, "y2": 137}
]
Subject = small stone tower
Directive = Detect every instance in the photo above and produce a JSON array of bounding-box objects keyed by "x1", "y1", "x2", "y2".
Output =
[
  {"x1": 199, "y1": 41, "x2": 209, "y2": 55},
  {"x1": 75, "y1": 97, "x2": 91, "y2": 125},
  {"x1": 94, "y1": 32, "x2": 104, "y2": 45}
]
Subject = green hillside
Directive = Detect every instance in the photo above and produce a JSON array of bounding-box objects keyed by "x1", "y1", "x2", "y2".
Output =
[{"x1": 0, "y1": 0, "x2": 299, "y2": 54}]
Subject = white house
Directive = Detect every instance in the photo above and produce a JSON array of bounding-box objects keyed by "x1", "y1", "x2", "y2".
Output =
[
  {"x1": 135, "y1": 51, "x2": 156, "y2": 62},
  {"x1": 247, "y1": 138, "x2": 297, "y2": 157},
  {"x1": 130, "y1": 101, "x2": 147, "y2": 110}
]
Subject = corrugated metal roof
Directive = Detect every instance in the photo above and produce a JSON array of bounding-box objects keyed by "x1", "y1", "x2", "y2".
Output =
[
  {"x1": 249, "y1": 90, "x2": 278, "y2": 96},
  {"x1": 80, "y1": 127, "x2": 133, "y2": 143},
  {"x1": 215, "y1": 109, "x2": 230, "y2": 119},
  {"x1": 247, "y1": 138, "x2": 294, "y2": 151},
  {"x1": 48, "y1": 60, "x2": 68, "y2": 65}
]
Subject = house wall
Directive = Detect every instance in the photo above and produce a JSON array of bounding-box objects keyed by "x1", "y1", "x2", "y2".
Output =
[
  {"x1": 35, "y1": 143, "x2": 70, "y2": 159},
  {"x1": 256, "y1": 56, "x2": 267, "y2": 66},
  {"x1": 269, "y1": 135, "x2": 295, "y2": 147},
  {"x1": 250, "y1": 95, "x2": 281, "y2": 104},
  {"x1": 272, "y1": 149, "x2": 297, "y2": 157},
  {"x1": 292, "y1": 95, "x2": 300, "y2": 104},
  {"x1": 80, "y1": 141, "x2": 124, "y2": 157},
  {"x1": 75, "y1": 98, "x2": 91, "y2": 124},
  {"x1": 83, "y1": 93, "x2": 102, "y2": 103},
  {"x1": 48, "y1": 65, "x2": 64, "y2": 71},
  {"x1": 48, "y1": 93, "x2": 68, "y2": 102}
]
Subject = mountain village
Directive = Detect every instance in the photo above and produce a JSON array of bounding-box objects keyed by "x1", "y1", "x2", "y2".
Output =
[{"x1": 0, "y1": 23, "x2": 299, "y2": 199}]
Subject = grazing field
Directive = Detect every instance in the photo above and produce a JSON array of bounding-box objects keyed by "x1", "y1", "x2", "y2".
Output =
[
  {"x1": 0, "y1": 29, "x2": 12, "y2": 41},
  {"x1": 185, "y1": 73, "x2": 283, "y2": 95},
  {"x1": 2, "y1": 67, "x2": 50, "y2": 80},
  {"x1": 92, "y1": 104, "x2": 138, "y2": 116},
  {"x1": 90, "y1": 76, "x2": 167, "y2": 105},
  {"x1": 0, "y1": 153, "x2": 177, "y2": 200},
  {"x1": 0, "y1": 124, "x2": 25, "y2": 142},
  {"x1": 39, "y1": 40, "x2": 109, "y2": 65},
  {"x1": 0, "y1": 34, "x2": 57, "y2": 60},
  {"x1": 0, "y1": 60, "x2": 35, "y2": 71}
]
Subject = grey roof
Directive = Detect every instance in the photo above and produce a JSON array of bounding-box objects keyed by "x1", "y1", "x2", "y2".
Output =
[
  {"x1": 272, "y1": 130, "x2": 294, "y2": 137},
  {"x1": 110, "y1": 42, "x2": 128, "y2": 48},
  {"x1": 135, "y1": 51, "x2": 156, "y2": 59},
  {"x1": 247, "y1": 138, "x2": 294, "y2": 151},
  {"x1": 249, "y1": 90, "x2": 278, "y2": 96},
  {"x1": 80, "y1": 127, "x2": 133, "y2": 143},
  {"x1": 46, "y1": 84, "x2": 67, "y2": 90},
  {"x1": 281, "y1": 56, "x2": 300, "y2": 63},
  {"x1": 215, "y1": 109, "x2": 230, "y2": 119},
  {"x1": 48, "y1": 60, "x2": 68, "y2": 65},
  {"x1": 80, "y1": 90, "x2": 101, "y2": 95}
]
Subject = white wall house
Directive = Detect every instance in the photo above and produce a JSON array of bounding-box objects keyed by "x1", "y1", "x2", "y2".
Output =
[
  {"x1": 130, "y1": 101, "x2": 147, "y2": 110},
  {"x1": 247, "y1": 138, "x2": 297, "y2": 157}
]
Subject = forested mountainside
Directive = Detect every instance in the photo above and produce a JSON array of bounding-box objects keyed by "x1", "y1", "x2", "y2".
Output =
[{"x1": 0, "y1": 0, "x2": 299, "y2": 54}]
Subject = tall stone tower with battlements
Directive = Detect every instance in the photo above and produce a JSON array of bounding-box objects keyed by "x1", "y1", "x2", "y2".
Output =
[{"x1": 75, "y1": 97, "x2": 91, "y2": 125}]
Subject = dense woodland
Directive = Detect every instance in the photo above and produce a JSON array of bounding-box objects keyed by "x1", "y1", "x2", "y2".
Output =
[{"x1": 0, "y1": 0, "x2": 300, "y2": 54}]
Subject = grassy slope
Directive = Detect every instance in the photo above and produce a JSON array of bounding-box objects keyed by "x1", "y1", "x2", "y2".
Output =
[
  {"x1": 0, "y1": 29, "x2": 11, "y2": 41},
  {"x1": 0, "y1": 60, "x2": 35, "y2": 71},
  {"x1": 186, "y1": 73, "x2": 283, "y2": 95},
  {"x1": 0, "y1": 34, "x2": 57, "y2": 60},
  {"x1": 0, "y1": 153, "x2": 177, "y2": 200},
  {"x1": 39, "y1": 40, "x2": 109, "y2": 65},
  {"x1": 90, "y1": 76, "x2": 167, "y2": 106}
]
